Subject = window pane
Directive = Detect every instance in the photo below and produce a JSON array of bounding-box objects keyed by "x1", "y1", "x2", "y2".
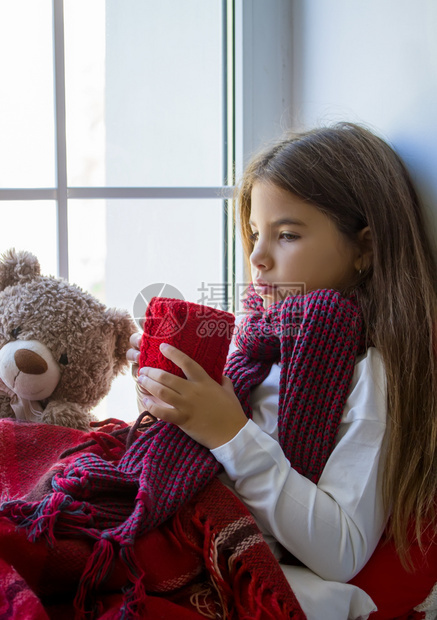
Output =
[
  {"x1": 0, "y1": 1, "x2": 55, "y2": 188},
  {"x1": 105, "y1": 200, "x2": 224, "y2": 312},
  {"x1": 0, "y1": 202, "x2": 57, "y2": 273},
  {"x1": 63, "y1": 0, "x2": 106, "y2": 186},
  {"x1": 68, "y1": 200, "x2": 106, "y2": 301},
  {"x1": 68, "y1": 198, "x2": 224, "y2": 421},
  {"x1": 64, "y1": 0, "x2": 223, "y2": 187}
]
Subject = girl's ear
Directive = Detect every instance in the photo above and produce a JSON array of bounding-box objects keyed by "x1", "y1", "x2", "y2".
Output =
[{"x1": 354, "y1": 226, "x2": 373, "y2": 272}]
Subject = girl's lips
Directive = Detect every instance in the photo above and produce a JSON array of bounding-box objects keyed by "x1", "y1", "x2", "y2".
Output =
[{"x1": 254, "y1": 282, "x2": 275, "y2": 294}]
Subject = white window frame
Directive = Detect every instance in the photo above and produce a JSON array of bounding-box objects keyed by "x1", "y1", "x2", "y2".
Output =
[{"x1": 0, "y1": 0, "x2": 293, "y2": 309}]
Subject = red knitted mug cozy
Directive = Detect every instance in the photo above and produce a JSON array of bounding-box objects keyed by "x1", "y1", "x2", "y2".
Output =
[{"x1": 138, "y1": 297, "x2": 235, "y2": 382}]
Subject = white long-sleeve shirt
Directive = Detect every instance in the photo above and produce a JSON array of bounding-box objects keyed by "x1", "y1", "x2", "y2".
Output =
[{"x1": 211, "y1": 347, "x2": 388, "y2": 620}]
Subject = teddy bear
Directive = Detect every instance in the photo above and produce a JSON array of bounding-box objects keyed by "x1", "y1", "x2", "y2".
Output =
[{"x1": 0, "y1": 249, "x2": 137, "y2": 430}]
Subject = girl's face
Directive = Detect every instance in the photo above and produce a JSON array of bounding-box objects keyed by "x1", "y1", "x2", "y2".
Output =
[{"x1": 249, "y1": 182, "x2": 360, "y2": 307}]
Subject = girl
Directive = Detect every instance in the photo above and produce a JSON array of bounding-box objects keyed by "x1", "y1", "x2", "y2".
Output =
[{"x1": 128, "y1": 123, "x2": 437, "y2": 619}]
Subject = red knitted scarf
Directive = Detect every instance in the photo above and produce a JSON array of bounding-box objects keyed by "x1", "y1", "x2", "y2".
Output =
[
  {"x1": 0, "y1": 289, "x2": 363, "y2": 617},
  {"x1": 226, "y1": 287, "x2": 364, "y2": 483}
]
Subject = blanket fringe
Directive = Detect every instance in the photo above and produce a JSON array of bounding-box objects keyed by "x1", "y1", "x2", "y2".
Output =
[
  {"x1": 232, "y1": 561, "x2": 290, "y2": 619},
  {"x1": 171, "y1": 508, "x2": 202, "y2": 554},
  {"x1": 73, "y1": 539, "x2": 148, "y2": 620},
  {"x1": 192, "y1": 507, "x2": 298, "y2": 619},
  {"x1": 119, "y1": 544, "x2": 148, "y2": 620},
  {"x1": 74, "y1": 537, "x2": 115, "y2": 619},
  {"x1": 193, "y1": 512, "x2": 235, "y2": 617}
]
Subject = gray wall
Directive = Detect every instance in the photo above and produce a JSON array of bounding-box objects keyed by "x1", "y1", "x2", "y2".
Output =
[{"x1": 289, "y1": 0, "x2": 437, "y2": 228}]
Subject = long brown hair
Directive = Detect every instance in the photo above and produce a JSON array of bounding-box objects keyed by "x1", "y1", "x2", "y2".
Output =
[{"x1": 236, "y1": 122, "x2": 437, "y2": 564}]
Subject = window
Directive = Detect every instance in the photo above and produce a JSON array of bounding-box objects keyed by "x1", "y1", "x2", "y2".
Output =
[
  {"x1": 0, "y1": 0, "x2": 291, "y2": 420},
  {"x1": 0, "y1": 0, "x2": 237, "y2": 419}
]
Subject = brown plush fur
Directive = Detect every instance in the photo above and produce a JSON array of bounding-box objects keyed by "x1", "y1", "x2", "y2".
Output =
[{"x1": 0, "y1": 249, "x2": 137, "y2": 430}]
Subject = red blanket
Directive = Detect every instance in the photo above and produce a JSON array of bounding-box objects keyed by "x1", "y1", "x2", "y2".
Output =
[{"x1": 0, "y1": 419, "x2": 305, "y2": 619}]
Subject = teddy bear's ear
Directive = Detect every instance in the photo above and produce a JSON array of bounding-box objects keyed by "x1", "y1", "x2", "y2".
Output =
[
  {"x1": 0, "y1": 249, "x2": 41, "y2": 291},
  {"x1": 105, "y1": 308, "x2": 138, "y2": 374}
]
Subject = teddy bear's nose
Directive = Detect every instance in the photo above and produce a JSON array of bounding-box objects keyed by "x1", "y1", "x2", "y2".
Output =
[{"x1": 14, "y1": 349, "x2": 48, "y2": 375}]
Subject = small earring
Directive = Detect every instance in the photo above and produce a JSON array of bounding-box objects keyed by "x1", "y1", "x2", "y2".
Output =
[{"x1": 359, "y1": 268, "x2": 363, "y2": 275}]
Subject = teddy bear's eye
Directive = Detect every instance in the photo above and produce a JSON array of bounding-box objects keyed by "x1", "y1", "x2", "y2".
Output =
[
  {"x1": 59, "y1": 353, "x2": 69, "y2": 365},
  {"x1": 10, "y1": 327, "x2": 22, "y2": 339}
]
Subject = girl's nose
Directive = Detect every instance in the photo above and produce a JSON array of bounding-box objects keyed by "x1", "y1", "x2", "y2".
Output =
[{"x1": 250, "y1": 241, "x2": 272, "y2": 270}]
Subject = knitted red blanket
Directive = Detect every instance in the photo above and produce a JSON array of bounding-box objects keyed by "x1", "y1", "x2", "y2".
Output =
[
  {"x1": 0, "y1": 418, "x2": 305, "y2": 619},
  {"x1": 0, "y1": 291, "x2": 365, "y2": 618}
]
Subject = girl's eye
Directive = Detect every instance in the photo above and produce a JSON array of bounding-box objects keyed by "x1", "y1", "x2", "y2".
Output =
[
  {"x1": 10, "y1": 327, "x2": 22, "y2": 339},
  {"x1": 280, "y1": 232, "x2": 299, "y2": 241},
  {"x1": 249, "y1": 231, "x2": 259, "y2": 242}
]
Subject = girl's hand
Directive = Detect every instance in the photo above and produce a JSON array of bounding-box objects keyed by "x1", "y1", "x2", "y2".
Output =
[
  {"x1": 126, "y1": 332, "x2": 141, "y2": 365},
  {"x1": 138, "y1": 343, "x2": 248, "y2": 449},
  {"x1": 126, "y1": 332, "x2": 153, "y2": 410}
]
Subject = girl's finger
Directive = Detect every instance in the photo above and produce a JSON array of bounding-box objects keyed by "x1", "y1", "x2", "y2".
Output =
[
  {"x1": 139, "y1": 373, "x2": 183, "y2": 409},
  {"x1": 142, "y1": 396, "x2": 180, "y2": 424},
  {"x1": 158, "y1": 343, "x2": 206, "y2": 381},
  {"x1": 129, "y1": 332, "x2": 142, "y2": 348},
  {"x1": 138, "y1": 365, "x2": 186, "y2": 393},
  {"x1": 126, "y1": 348, "x2": 140, "y2": 363}
]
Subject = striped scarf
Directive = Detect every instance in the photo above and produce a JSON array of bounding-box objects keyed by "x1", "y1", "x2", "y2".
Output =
[
  {"x1": 0, "y1": 288, "x2": 363, "y2": 617},
  {"x1": 226, "y1": 287, "x2": 364, "y2": 483}
]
